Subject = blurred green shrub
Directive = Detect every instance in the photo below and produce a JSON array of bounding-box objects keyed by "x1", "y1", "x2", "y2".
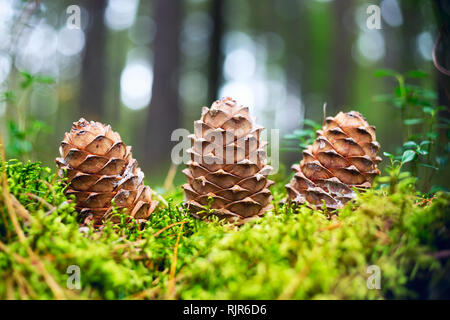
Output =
[
  {"x1": 374, "y1": 69, "x2": 449, "y2": 193},
  {"x1": 1, "y1": 71, "x2": 52, "y2": 160}
]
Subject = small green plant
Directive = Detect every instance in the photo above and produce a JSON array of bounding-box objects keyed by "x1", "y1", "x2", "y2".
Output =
[
  {"x1": 374, "y1": 69, "x2": 449, "y2": 192},
  {"x1": 378, "y1": 151, "x2": 417, "y2": 195},
  {"x1": 284, "y1": 118, "x2": 322, "y2": 151},
  {"x1": 1, "y1": 71, "x2": 53, "y2": 160}
]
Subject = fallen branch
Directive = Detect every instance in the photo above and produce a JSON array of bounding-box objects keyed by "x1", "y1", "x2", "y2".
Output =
[{"x1": 167, "y1": 221, "x2": 186, "y2": 299}]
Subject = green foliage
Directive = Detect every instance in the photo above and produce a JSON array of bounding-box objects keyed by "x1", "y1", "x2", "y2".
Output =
[
  {"x1": 0, "y1": 68, "x2": 448, "y2": 299},
  {"x1": 19, "y1": 71, "x2": 55, "y2": 89},
  {"x1": 1, "y1": 71, "x2": 52, "y2": 160},
  {"x1": 284, "y1": 118, "x2": 322, "y2": 151},
  {"x1": 373, "y1": 69, "x2": 449, "y2": 192},
  {"x1": 5, "y1": 120, "x2": 50, "y2": 160},
  {"x1": 0, "y1": 160, "x2": 448, "y2": 300}
]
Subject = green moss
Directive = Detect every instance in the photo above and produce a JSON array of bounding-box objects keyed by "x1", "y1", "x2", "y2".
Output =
[{"x1": 0, "y1": 160, "x2": 449, "y2": 299}]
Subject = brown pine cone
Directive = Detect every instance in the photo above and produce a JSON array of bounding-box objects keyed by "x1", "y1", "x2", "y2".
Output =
[
  {"x1": 56, "y1": 118, "x2": 158, "y2": 226},
  {"x1": 182, "y1": 97, "x2": 274, "y2": 225},
  {"x1": 286, "y1": 111, "x2": 382, "y2": 210}
]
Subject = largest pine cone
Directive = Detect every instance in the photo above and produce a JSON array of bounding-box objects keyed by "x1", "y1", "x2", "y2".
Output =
[
  {"x1": 56, "y1": 118, "x2": 158, "y2": 226},
  {"x1": 286, "y1": 111, "x2": 381, "y2": 210},
  {"x1": 182, "y1": 97, "x2": 274, "y2": 224}
]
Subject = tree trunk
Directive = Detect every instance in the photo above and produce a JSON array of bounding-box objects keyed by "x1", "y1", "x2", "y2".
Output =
[
  {"x1": 79, "y1": 0, "x2": 107, "y2": 121},
  {"x1": 145, "y1": 0, "x2": 183, "y2": 172},
  {"x1": 208, "y1": 0, "x2": 225, "y2": 103},
  {"x1": 433, "y1": 0, "x2": 450, "y2": 109},
  {"x1": 329, "y1": 0, "x2": 354, "y2": 111},
  {"x1": 399, "y1": 1, "x2": 422, "y2": 73}
]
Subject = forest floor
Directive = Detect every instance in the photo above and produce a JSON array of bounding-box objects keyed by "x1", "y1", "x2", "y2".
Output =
[{"x1": 0, "y1": 159, "x2": 449, "y2": 300}]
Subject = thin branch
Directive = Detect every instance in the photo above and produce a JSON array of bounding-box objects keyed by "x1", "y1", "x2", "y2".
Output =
[
  {"x1": 153, "y1": 221, "x2": 186, "y2": 238},
  {"x1": 167, "y1": 221, "x2": 186, "y2": 299},
  {"x1": 10, "y1": 194, "x2": 33, "y2": 222},
  {"x1": 27, "y1": 192, "x2": 53, "y2": 211}
]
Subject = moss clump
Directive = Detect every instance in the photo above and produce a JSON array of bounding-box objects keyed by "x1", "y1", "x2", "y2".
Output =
[
  {"x1": 0, "y1": 160, "x2": 449, "y2": 299},
  {"x1": 178, "y1": 189, "x2": 449, "y2": 299}
]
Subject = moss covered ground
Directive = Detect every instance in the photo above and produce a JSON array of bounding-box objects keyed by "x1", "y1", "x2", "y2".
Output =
[{"x1": 0, "y1": 159, "x2": 449, "y2": 300}]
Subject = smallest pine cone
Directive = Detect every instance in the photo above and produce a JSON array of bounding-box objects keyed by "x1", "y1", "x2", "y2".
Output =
[
  {"x1": 56, "y1": 118, "x2": 158, "y2": 226},
  {"x1": 286, "y1": 111, "x2": 381, "y2": 210}
]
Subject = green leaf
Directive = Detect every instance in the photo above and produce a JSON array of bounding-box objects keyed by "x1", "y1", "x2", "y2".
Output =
[
  {"x1": 392, "y1": 98, "x2": 404, "y2": 108},
  {"x1": 426, "y1": 131, "x2": 438, "y2": 140},
  {"x1": 374, "y1": 69, "x2": 399, "y2": 78},
  {"x1": 303, "y1": 119, "x2": 321, "y2": 129},
  {"x1": 418, "y1": 163, "x2": 438, "y2": 170},
  {"x1": 403, "y1": 118, "x2": 424, "y2": 125},
  {"x1": 0, "y1": 91, "x2": 15, "y2": 103},
  {"x1": 383, "y1": 152, "x2": 394, "y2": 158},
  {"x1": 398, "y1": 171, "x2": 411, "y2": 179},
  {"x1": 421, "y1": 89, "x2": 438, "y2": 100},
  {"x1": 422, "y1": 106, "x2": 434, "y2": 115},
  {"x1": 403, "y1": 141, "x2": 418, "y2": 149},
  {"x1": 401, "y1": 150, "x2": 416, "y2": 164},
  {"x1": 405, "y1": 70, "x2": 428, "y2": 78},
  {"x1": 36, "y1": 75, "x2": 55, "y2": 84},
  {"x1": 299, "y1": 143, "x2": 309, "y2": 149},
  {"x1": 395, "y1": 86, "x2": 407, "y2": 98},
  {"x1": 419, "y1": 140, "x2": 431, "y2": 147},
  {"x1": 377, "y1": 176, "x2": 391, "y2": 183},
  {"x1": 415, "y1": 100, "x2": 432, "y2": 107},
  {"x1": 416, "y1": 149, "x2": 428, "y2": 156},
  {"x1": 20, "y1": 71, "x2": 35, "y2": 88}
]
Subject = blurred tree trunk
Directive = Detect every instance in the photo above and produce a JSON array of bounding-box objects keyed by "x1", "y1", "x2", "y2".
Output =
[
  {"x1": 79, "y1": 0, "x2": 107, "y2": 120},
  {"x1": 145, "y1": 0, "x2": 182, "y2": 172},
  {"x1": 292, "y1": 1, "x2": 333, "y2": 121},
  {"x1": 399, "y1": 1, "x2": 422, "y2": 72},
  {"x1": 436, "y1": 37, "x2": 450, "y2": 109},
  {"x1": 330, "y1": 0, "x2": 354, "y2": 111},
  {"x1": 432, "y1": 0, "x2": 450, "y2": 190},
  {"x1": 384, "y1": 1, "x2": 421, "y2": 73},
  {"x1": 208, "y1": 0, "x2": 225, "y2": 103},
  {"x1": 433, "y1": 0, "x2": 450, "y2": 109},
  {"x1": 106, "y1": 31, "x2": 128, "y2": 129}
]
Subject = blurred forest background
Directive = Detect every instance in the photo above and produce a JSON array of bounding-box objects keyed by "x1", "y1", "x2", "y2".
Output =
[{"x1": 0, "y1": 0, "x2": 449, "y2": 188}]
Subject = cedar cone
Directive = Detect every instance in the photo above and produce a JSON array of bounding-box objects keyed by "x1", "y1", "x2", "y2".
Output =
[
  {"x1": 182, "y1": 97, "x2": 274, "y2": 224},
  {"x1": 56, "y1": 118, "x2": 158, "y2": 226},
  {"x1": 286, "y1": 111, "x2": 381, "y2": 210}
]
